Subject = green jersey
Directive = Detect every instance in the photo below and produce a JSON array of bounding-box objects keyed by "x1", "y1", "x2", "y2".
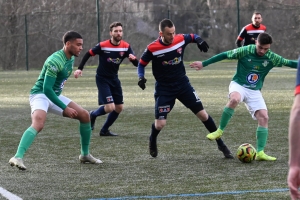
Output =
[
  {"x1": 203, "y1": 45, "x2": 297, "y2": 90},
  {"x1": 30, "y1": 49, "x2": 74, "y2": 110}
]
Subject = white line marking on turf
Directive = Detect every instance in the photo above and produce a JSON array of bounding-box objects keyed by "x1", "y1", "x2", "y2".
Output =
[{"x1": 0, "y1": 187, "x2": 23, "y2": 200}]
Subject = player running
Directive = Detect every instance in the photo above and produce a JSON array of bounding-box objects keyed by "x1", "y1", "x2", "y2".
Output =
[{"x1": 74, "y1": 22, "x2": 138, "y2": 136}]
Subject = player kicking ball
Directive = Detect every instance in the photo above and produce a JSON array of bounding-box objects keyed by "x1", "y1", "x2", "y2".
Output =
[{"x1": 190, "y1": 32, "x2": 298, "y2": 161}]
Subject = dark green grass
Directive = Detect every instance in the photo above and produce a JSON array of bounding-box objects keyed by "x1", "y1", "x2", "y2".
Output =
[{"x1": 0, "y1": 63, "x2": 295, "y2": 200}]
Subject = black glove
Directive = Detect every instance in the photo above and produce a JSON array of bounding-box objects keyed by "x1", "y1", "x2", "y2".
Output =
[
  {"x1": 195, "y1": 37, "x2": 209, "y2": 52},
  {"x1": 138, "y1": 77, "x2": 147, "y2": 90},
  {"x1": 131, "y1": 59, "x2": 138, "y2": 67}
]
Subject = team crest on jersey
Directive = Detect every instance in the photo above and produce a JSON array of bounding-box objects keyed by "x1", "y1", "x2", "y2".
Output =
[
  {"x1": 119, "y1": 52, "x2": 124, "y2": 57},
  {"x1": 158, "y1": 105, "x2": 170, "y2": 113},
  {"x1": 247, "y1": 73, "x2": 260, "y2": 84},
  {"x1": 106, "y1": 96, "x2": 113, "y2": 103},
  {"x1": 262, "y1": 60, "x2": 269, "y2": 67},
  {"x1": 177, "y1": 47, "x2": 182, "y2": 54}
]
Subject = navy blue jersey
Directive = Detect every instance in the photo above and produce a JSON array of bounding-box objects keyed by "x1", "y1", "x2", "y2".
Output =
[
  {"x1": 138, "y1": 34, "x2": 196, "y2": 83},
  {"x1": 236, "y1": 23, "x2": 266, "y2": 46},
  {"x1": 89, "y1": 40, "x2": 134, "y2": 78}
]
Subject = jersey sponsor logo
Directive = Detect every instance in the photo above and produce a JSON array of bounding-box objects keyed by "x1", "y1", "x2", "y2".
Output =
[
  {"x1": 158, "y1": 105, "x2": 170, "y2": 113},
  {"x1": 162, "y1": 57, "x2": 181, "y2": 66},
  {"x1": 262, "y1": 60, "x2": 269, "y2": 67},
  {"x1": 247, "y1": 73, "x2": 260, "y2": 84},
  {"x1": 157, "y1": 54, "x2": 165, "y2": 58},
  {"x1": 107, "y1": 57, "x2": 121, "y2": 64},
  {"x1": 177, "y1": 47, "x2": 182, "y2": 54},
  {"x1": 104, "y1": 51, "x2": 110, "y2": 53},
  {"x1": 119, "y1": 52, "x2": 124, "y2": 57},
  {"x1": 106, "y1": 96, "x2": 113, "y2": 103}
]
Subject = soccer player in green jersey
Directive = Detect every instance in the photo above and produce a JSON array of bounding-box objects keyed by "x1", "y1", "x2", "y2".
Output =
[
  {"x1": 9, "y1": 31, "x2": 102, "y2": 170},
  {"x1": 190, "y1": 32, "x2": 298, "y2": 161}
]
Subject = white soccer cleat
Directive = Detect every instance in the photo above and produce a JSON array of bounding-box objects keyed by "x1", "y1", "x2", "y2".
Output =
[
  {"x1": 79, "y1": 154, "x2": 103, "y2": 164},
  {"x1": 9, "y1": 157, "x2": 27, "y2": 170}
]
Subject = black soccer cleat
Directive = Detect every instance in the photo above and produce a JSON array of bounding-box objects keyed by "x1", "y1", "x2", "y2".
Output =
[
  {"x1": 149, "y1": 135, "x2": 158, "y2": 157},
  {"x1": 99, "y1": 130, "x2": 118, "y2": 136},
  {"x1": 218, "y1": 145, "x2": 234, "y2": 159},
  {"x1": 90, "y1": 110, "x2": 96, "y2": 131}
]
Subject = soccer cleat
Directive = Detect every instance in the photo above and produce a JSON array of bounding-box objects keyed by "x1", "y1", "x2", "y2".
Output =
[
  {"x1": 149, "y1": 135, "x2": 158, "y2": 157},
  {"x1": 255, "y1": 151, "x2": 276, "y2": 161},
  {"x1": 9, "y1": 157, "x2": 26, "y2": 170},
  {"x1": 99, "y1": 130, "x2": 118, "y2": 136},
  {"x1": 206, "y1": 129, "x2": 223, "y2": 140},
  {"x1": 218, "y1": 145, "x2": 234, "y2": 159},
  {"x1": 79, "y1": 154, "x2": 103, "y2": 164},
  {"x1": 90, "y1": 110, "x2": 97, "y2": 130}
]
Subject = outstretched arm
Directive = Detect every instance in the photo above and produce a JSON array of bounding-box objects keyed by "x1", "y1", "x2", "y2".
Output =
[{"x1": 190, "y1": 52, "x2": 228, "y2": 70}]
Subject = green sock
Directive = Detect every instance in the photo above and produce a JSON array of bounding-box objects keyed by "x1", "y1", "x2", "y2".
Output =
[
  {"x1": 219, "y1": 107, "x2": 234, "y2": 131},
  {"x1": 15, "y1": 126, "x2": 38, "y2": 159},
  {"x1": 256, "y1": 126, "x2": 268, "y2": 152},
  {"x1": 80, "y1": 122, "x2": 91, "y2": 156}
]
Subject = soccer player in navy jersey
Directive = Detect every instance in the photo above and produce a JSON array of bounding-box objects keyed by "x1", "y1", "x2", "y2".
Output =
[
  {"x1": 288, "y1": 57, "x2": 300, "y2": 199},
  {"x1": 74, "y1": 22, "x2": 138, "y2": 136},
  {"x1": 137, "y1": 18, "x2": 233, "y2": 158},
  {"x1": 9, "y1": 31, "x2": 102, "y2": 170},
  {"x1": 236, "y1": 12, "x2": 266, "y2": 47}
]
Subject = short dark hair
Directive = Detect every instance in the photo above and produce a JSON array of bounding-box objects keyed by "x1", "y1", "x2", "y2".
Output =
[
  {"x1": 257, "y1": 32, "x2": 273, "y2": 45},
  {"x1": 62, "y1": 31, "x2": 82, "y2": 44},
  {"x1": 109, "y1": 22, "x2": 122, "y2": 32},
  {"x1": 159, "y1": 18, "x2": 174, "y2": 32},
  {"x1": 252, "y1": 11, "x2": 262, "y2": 16}
]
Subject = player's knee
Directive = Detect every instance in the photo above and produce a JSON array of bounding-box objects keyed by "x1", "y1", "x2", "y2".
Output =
[
  {"x1": 78, "y1": 109, "x2": 90, "y2": 123},
  {"x1": 114, "y1": 104, "x2": 123, "y2": 113},
  {"x1": 155, "y1": 120, "x2": 166, "y2": 130},
  {"x1": 104, "y1": 104, "x2": 115, "y2": 113},
  {"x1": 196, "y1": 110, "x2": 209, "y2": 121},
  {"x1": 228, "y1": 98, "x2": 239, "y2": 107}
]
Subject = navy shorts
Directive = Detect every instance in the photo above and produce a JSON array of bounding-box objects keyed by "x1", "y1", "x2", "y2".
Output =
[
  {"x1": 95, "y1": 74, "x2": 123, "y2": 105},
  {"x1": 154, "y1": 80, "x2": 203, "y2": 119}
]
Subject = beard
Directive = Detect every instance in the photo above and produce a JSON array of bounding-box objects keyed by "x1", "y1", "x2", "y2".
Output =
[{"x1": 112, "y1": 35, "x2": 122, "y2": 43}]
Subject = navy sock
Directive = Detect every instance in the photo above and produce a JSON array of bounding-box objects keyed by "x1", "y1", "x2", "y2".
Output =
[
  {"x1": 151, "y1": 123, "x2": 160, "y2": 138},
  {"x1": 101, "y1": 110, "x2": 119, "y2": 132},
  {"x1": 92, "y1": 106, "x2": 106, "y2": 117},
  {"x1": 202, "y1": 115, "x2": 225, "y2": 146}
]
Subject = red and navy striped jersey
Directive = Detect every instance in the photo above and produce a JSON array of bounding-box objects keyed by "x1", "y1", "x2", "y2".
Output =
[
  {"x1": 138, "y1": 34, "x2": 196, "y2": 83},
  {"x1": 89, "y1": 39, "x2": 134, "y2": 78},
  {"x1": 295, "y1": 58, "x2": 300, "y2": 95},
  {"x1": 237, "y1": 24, "x2": 266, "y2": 46}
]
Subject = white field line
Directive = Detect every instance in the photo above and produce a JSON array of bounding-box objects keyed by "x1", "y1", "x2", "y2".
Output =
[{"x1": 0, "y1": 187, "x2": 22, "y2": 200}]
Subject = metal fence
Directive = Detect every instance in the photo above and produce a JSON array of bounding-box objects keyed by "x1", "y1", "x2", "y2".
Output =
[{"x1": 0, "y1": 3, "x2": 299, "y2": 70}]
